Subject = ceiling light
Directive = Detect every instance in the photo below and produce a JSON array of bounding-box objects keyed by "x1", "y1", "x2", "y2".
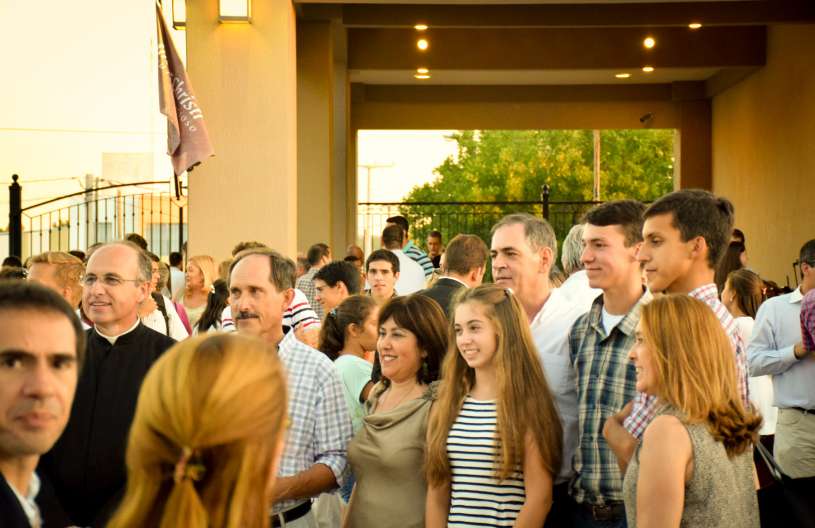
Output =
[
  {"x1": 615, "y1": 73, "x2": 631, "y2": 79},
  {"x1": 414, "y1": 24, "x2": 428, "y2": 31},
  {"x1": 417, "y1": 38, "x2": 429, "y2": 51},
  {"x1": 414, "y1": 74, "x2": 431, "y2": 80},
  {"x1": 416, "y1": 67, "x2": 429, "y2": 74},
  {"x1": 642, "y1": 66, "x2": 655, "y2": 73},
  {"x1": 689, "y1": 22, "x2": 702, "y2": 30},
  {"x1": 643, "y1": 36, "x2": 656, "y2": 49}
]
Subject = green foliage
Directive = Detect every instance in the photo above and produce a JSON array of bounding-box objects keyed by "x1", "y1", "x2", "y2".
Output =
[{"x1": 400, "y1": 129, "x2": 675, "y2": 254}]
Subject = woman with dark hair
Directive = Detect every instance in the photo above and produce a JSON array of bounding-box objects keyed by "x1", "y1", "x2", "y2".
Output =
[
  {"x1": 714, "y1": 241, "x2": 746, "y2": 294},
  {"x1": 194, "y1": 279, "x2": 229, "y2": 334},
  {"x1": 345, "y1": 294, "x2": 448, "y2": 528}
]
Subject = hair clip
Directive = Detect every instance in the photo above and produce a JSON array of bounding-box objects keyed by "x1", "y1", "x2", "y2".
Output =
[
  {"x1": 329, "y1": 308, "x2": 338, "y2": 317},
  {"x1": 173, "y1": 446, "x2": 206, "y2": 484}
]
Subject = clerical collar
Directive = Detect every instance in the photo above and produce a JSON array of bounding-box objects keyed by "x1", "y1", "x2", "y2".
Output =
[{"x1": 95, "y1": 318, "x2": 140, "y2": 345}]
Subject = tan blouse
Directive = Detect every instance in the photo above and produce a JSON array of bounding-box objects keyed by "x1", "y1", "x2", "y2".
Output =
[{"x1": 345, "y1": 382, "x2": 436, "y2": 528}]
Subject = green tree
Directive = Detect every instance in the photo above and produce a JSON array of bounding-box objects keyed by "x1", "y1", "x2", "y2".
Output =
[{"x1": 400, "y1": 129, "x2": 674, "y2": 251}]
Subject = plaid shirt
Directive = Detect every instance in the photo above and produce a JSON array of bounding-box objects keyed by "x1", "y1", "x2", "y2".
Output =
[
  {"x1": 274, "y1": 331, "x2": 353, "y2": 513},
  {"x1": 569, "y1": 290, "x2": 651, "y2": 505},
  {"x1": 802, "y1": 289, "x2": 815, "y2": 352},
  {"x1": 296, "y1": 267, "x2": 324, "y2": 320},
  {"x1": 403, "y1": 240, "x2": 434, "y2": 278},
  {"x1": 623, "y1": 283, "x2": 750, "y2": 438}
]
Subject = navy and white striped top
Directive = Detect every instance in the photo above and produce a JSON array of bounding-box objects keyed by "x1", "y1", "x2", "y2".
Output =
[{"x1": 447, "y1": 397, "x2": 525, "y2": 527}]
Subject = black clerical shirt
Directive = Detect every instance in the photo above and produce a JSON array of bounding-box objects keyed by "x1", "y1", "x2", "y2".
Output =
[
  {"x1": 0, "y1": 473, "x2": 30, "y2": 528},
  {"x1": 39, "y1": 323, "x2": 175, "y2": 527}
]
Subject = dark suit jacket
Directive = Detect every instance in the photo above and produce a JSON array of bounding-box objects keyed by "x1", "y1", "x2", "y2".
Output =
[
  {"x1": 420, "y1": 277, "x2": 466, "y2": 318},
  {"x1": 0, "y1": 473, "x2": 30, "y2": 528}
]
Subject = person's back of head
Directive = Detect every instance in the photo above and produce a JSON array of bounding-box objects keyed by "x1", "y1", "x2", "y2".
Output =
[
  {"x1": 27, "y1": 251, "x2": 85, "y2": 308},
  {"x1": 381, "y1": 225, "x2": 404, "y2": 250},
  {"x1": 385, "y1": 215, "x2": 410, "y2": 237},
  {"x1": 318, "y1": 295, "x2": 377, "y2": 361},
  {"x1": 0, "y1": 266, "x2": 26, "y2": 280},
  {"x1": 109, "y1": 334, "x2": 288, "y2": 528},
  {"x1": 638, "y1": 295, "x2": 760, "y2": 456},
  {"x1": 723, "y1": 269, "x2": 764, "y2": 319},
  {"x1": 731, "y1": 228, "x2": 745, "y2": 245},
  {"x1": 714, "y1": 241, "x2": 746, "y2": 294},
  {"x1": 799, "y1": 239, "x2": 815, "y2": 291},
  {"x1": 169, "y1": 252, "x2": 183, "y2": 268},
  {"x1": 306, "y1": 243, "x2": 331, "y2": 268},
  {"x1": 315, "y1": 261, "x2": 361, "y2": 295},
  {"x1": 231, "y1": 241, "x2": 268, "y2": 258},
  {"x1": 443, "y1": 234, "x2": 488, "y2": 284},
  {"x1": 644, "y1": 189, "x2": 734, "y2": 270},
  {"x1": 125, "y1": 233, "x2": 149, "y2": 251},
  {"x1": 195, "y1": 279, "x2": 230, "y2": 333},
  {"x1": 3, "y1": 255, "x2": 23, "y2": 267},
  {"x1": 560, "y1": 224, "x2": 586, "y2": 277}
]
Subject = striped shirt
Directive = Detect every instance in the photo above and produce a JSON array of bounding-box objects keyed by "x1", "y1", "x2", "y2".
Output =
[
  {"x1": 447, "y1": 398, "x2": 525, "y2": 527},
  {"x1": 296, "y1": 266, "x2": 324, "y2": 320},
  {"x1": 220, "y1": 288, "x2": 321, "y2": 332},
  {"x1": 403, "y1": 240, "x2": 434, "y2": 278},
  {"x1": 623, "y1": 283, "x2": 749, "y2": 438},
  {"x1": 569, "y1": 290, "x2": 651, "y2": 505}
]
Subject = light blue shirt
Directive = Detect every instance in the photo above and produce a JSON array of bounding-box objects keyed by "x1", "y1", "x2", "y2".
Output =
[{"x1": 748, "y1": 287, "x2": 815, "y2": 409}]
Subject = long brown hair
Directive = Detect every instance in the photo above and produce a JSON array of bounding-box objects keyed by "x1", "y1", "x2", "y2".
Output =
[
  {"x1": 108, "y1": 334, "x2": 288, "y2": 528},
  {"x1": 725, "y1": 269, "x2": 765, "y2": 318},
  {"x1": 426, "y1": 284, "x2": 562, "y2": 485},
  {"x1": 640, "y1": 295, "x2": 761, "y2": 456}
]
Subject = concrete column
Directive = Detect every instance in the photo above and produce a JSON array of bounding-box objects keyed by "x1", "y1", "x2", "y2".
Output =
[
  {"x1": 186, "y1": 0, "x2": 298, "y2": 261},
  {"x1": 297, "y1": 21, "x2": 334, "y2": 252},
  {"x1": 677, "y1": 99, "x2": 712, "y2": 190}
]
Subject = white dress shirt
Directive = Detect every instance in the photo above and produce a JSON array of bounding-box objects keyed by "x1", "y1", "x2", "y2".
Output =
[
  {"x1": 391, "y1": 249, "x2": 427, "y2": 295},
  {"x1": 529, "y1": 287, "x2": 588, "y2": 484},
  {"x1": 141, "y1": 295, "x2": 188, "y2": 341},
  {"x1": 10, "y1": 471, "x2": 41, "y2": 528},
  {"x1": 558, "y1": 270, "x2": 602, "y2": 314},
  {"x1": 748, "y1": 287, "x2": 815, "y2": 409},
  {"x1": 170, "y1": 266, "x2": 185, "y2": 299},
  {"x1": 736, "y1": 316, "x2": 777, "y2": 435}
]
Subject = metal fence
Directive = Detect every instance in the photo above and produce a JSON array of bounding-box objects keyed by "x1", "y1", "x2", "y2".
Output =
[
  {"x1": 357, "y1": 186, "x2": 601, "y2": 256},
  {"x1": 7, "y1": 174, "x2": 186, "y2": 260}
]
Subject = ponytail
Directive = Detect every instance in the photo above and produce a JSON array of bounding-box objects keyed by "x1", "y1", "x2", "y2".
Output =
[{"x1": 318, "y1": 295, "x2": 377, "y2": 361}]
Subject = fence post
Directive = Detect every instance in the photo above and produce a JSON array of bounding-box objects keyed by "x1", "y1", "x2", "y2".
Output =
[
  {"x1": 9, "y1": 174, "x2": 22, "y2": 258},
  {"x1": 541, "y1": 184, "x2": 550, "y2": 220},
  {"x1": 178, "y1": 205, "x2": 184, "y2": 255}
]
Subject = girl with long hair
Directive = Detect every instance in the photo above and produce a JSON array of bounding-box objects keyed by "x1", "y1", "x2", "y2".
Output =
[
  {"x1": 194, "y1": 279, "x2": 230, "y2": 334},
  {"x1": 108, "y1": 334, "x2": 288, "y2": 528},
  {"x1": 318, "y1": 295, "x2": 379, "y2": 503},
  {"x1": 176, "y1": 255, "x2": 217, "y2": 330},
  {"x1": 425, "y1": 284, "x2": 563, "y2": 527},
  {"x1": 623, "y1": 295, "x2": 761, "y2": 527},
  {"x1": 345, "y1": 294, "x2": 447, "y2": 528}
]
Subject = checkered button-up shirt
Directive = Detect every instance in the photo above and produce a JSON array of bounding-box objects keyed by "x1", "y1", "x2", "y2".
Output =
[
  {"x1": 274, "y1": 331, "x2": 353, "y2": 514},
  {"x1": 569, "y1": 290, "x2": 651, "y2": 505},
  {"x1": 623, "y1": 283, "x2": 750, "y2": 438}
]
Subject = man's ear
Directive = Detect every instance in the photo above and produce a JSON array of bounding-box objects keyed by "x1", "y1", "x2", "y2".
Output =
[
  {"x1": 282, "y1": 287, "x2": 295, "y2": 309},
  {"x1": 538, "y1": 246, "x2": 554, "y2": 273},
  {"x1": 690, "y1": 236, "x2": 709, "y2": 263},
  {"x1": 337, "y1": 282, "x2": 349, "y2": 296},
  {"x1": 393, "y1": 271, "x2": 400, "y2": 281},
  {"x1": 136, "y1": 281, "x2": 149, "y2": 304}
]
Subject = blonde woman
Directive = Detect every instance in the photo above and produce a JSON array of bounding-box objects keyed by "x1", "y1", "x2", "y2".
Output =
[
  {"x1": 425, "y1": 284, "x2": 562, "y2": 527},
  {"x1": 623, "y1": 295, "x2": 761, "y2": 527},
  {"x1": 108, "y1": 334, "x2": 288, "y2": 528},
  {"x1": 176, "y1": 255, "x2": 216, "y2": 329}
]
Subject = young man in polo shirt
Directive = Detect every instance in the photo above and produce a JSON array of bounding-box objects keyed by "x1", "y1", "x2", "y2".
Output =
[
  {"x1": 568, "y1": 200, "x2": 649, "y2": 528},
  {"x1": 364, "y1": 249, "x2": 400, "y2": 306}
]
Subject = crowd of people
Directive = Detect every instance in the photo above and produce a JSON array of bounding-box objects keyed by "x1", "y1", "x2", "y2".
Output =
[{"x1": 0, "y1": 190, "x2": 814, "y2": 528}]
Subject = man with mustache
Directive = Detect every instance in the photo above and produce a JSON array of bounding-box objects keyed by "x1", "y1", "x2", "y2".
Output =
[
  {"x1": 0, "y1": 281, "x2": 84, "y2": 528},
  {"x1": 229, "y1": 247, "x2": 351, "y2": 527},
  {"x1": 490, "y1": 213, "x2": 589, "y2": 525},
  {"x1": 39, "y1": 241, "x2": 175, "y2": 527}
]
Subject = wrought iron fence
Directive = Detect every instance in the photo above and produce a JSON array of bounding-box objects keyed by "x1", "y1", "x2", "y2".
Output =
[
  {"x1": 7, "y1": 174, "x2": 186, "y2": 260},
  {"x1": 357, "y1": 186, "x2": 601, "y2": 257}
]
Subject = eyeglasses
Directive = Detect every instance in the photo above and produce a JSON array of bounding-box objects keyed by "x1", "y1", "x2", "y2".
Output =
[{"x1": 81, "y1": 274, "x2": 144, "y2": 288}]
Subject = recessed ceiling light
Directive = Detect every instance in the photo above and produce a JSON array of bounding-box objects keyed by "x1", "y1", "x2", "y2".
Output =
[
  {"x1": 689, "y1": 22, "x2": 702, "y2": 30},
  {"x1": 615, "y1": 73, "x2": 631, "y2": 79},
  {"x1": 414, "y1": 24, "x2": 428, "y2": 31},
  {"x1": 643, "y1": 36, "x2": 656, "y2": 49},
  {"x1": 642, "y1": 66, "x2": 655, "y2": 73},
  {"x1": 417, "y1": 38, "x2": 429, "y2": 51},
  {"x1": 414, "y1": 73, "x2": 431, "y2": 80},
  {"x1": 416, "y1": 67, "x2": 429, "y2": 74}
]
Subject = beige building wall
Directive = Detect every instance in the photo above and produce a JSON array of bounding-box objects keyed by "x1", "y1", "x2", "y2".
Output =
[
  {"x1": 712, "y1": 24, "x2": 815, "y2": 285},
  {"x1": 186, "y1": 0, "x2": 298, "y2": 261}
]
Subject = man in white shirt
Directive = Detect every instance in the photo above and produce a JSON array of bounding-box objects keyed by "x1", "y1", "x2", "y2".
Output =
[
  {"x1": 559, "y1": 223, "x2": 602, "y2": 313},
  {"x1": 749, "y1": 239, "x2": 815, "y2": 478},
  {"x1": 140, "y1": 252, "x2": 188, "y2": 341},
  {"x1": 491, "y1": 213, "x2": 588, "y2": 525},
  {"x1": 0, "y1": 281, "x2": 83, "y2": 528},
  {"x1": 382, "y1": 224, "x2": 426, "y2": 295}
]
